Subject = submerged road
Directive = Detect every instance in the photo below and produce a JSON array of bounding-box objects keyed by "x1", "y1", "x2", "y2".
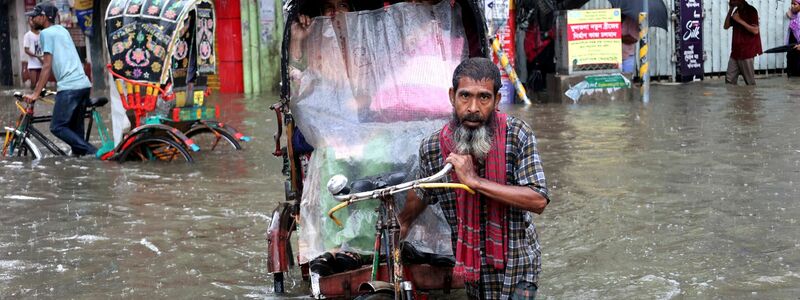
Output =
[{"x1": 1, "y1": 77, "x2": 798, "y2": 298}]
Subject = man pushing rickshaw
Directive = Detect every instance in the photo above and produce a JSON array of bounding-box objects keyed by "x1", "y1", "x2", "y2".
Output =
[{"x1": 266, "y1": 0, "x2": 551, "y2": 298}]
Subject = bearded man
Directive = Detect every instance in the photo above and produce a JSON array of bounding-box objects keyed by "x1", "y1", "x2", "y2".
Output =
[{"x1": 399, "y1": 57, "x2": 549, "y2": 300}]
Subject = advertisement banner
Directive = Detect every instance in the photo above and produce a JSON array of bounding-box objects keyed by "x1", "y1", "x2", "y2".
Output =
[
  {"x1": 676, "y1": 0, "x2": 703, "y2": 82},
  {"x1": 75, "y1": 9, "x2": 94, "y2": 37},
  {"x1": 566, "y1": 9, "x2": 622, "y2": 72}
]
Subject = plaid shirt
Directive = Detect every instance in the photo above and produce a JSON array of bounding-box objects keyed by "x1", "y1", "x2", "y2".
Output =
[{"x1": 416, "y1": 115, "x2": 549, "y2": 300}]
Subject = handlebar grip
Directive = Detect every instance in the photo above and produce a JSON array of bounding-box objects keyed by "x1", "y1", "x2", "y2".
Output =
[
  {"x1": 12, "y1": 90, "x2": 55, "y2": 99},
  {"x1": 417, "y1": 183, "x2": 476, "y2": 194},
  {"x1": 327, "y1": 202, "x2": 348, "y2": 228}
]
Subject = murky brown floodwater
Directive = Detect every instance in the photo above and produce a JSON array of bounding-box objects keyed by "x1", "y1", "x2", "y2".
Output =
[{"x1": 1, "y1": 76, "x2": 799, "y2": 299}]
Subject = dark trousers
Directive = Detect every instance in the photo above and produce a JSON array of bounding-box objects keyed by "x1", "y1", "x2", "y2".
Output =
[
  {"x1": 787, "y1": 32, "x2": 800, "y2": 77},
  {"x1": 50, "y1": 87, "x2": 97, "y2": 156}
]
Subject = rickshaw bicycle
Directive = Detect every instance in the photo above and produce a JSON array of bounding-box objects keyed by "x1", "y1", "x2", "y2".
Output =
[
  {"x1": 102, "y1": 0, "x2": 250, "y2": 162},
  {"x1": 265, "y1": 0, "x2": 492, "y2": 297},
  {"x1": 2, "y1": 90, "x2": 113, "y2": 160},
  {"x1": 325, "y1": 163, "x2": 473, "y2": 299}
]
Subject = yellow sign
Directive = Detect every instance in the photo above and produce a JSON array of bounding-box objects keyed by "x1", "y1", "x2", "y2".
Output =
[
  {"x1": 566, "y1": 9, "x2": 622, "y2": 71},
  {"x1": 73, "y1": 0, "x2": 93, "y2": 10}
]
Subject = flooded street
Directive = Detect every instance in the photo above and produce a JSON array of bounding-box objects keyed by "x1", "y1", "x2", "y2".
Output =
[{"x1": 2, "y1": 76, "x2": 799, "y2": 298}]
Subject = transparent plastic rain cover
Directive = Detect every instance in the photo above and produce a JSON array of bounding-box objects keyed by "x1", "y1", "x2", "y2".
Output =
[{"x1": 291, "y1": 1, "x2": 467, "y2": 262}]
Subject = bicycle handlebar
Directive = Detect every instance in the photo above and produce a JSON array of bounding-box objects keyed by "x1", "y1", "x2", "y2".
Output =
[
  {"x1": 328, "y1": 163, "x2": 475, "y2": 203},
  {"x1": 326, "y1": 163, "x2": 475, "y2": 227},
  {"x1": 13, "y1": 90, "x2": 56, "y2": 100}
]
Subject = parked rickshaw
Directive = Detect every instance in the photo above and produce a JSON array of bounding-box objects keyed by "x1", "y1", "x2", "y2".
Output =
[
  {"x1": 103, "y1": 0, "x2": 249, "y2": 162},
  {"x1": 266, "y1": 0, "x2": 489, "y2": 298}
]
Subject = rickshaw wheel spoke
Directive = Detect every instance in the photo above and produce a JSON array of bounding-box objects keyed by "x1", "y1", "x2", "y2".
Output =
[{"x1": 118, "y1": 135, "x2": 193, "y2": 163}]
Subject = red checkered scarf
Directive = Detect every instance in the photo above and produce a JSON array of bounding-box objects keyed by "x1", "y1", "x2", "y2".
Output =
[{"x1": 439, "y1": 112, "x2": 508, "y2": 283}]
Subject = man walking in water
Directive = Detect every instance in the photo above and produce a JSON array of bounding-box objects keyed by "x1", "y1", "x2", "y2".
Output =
[
  {"x1": 23, "y1": 3, "x2": 96, "y2": 156},
  {"x1": 399, "y1": 57, "x2": 550, "y2": 299},
  {"x1": 724, "y1": 0, "x2": 762, "y2": 85}
]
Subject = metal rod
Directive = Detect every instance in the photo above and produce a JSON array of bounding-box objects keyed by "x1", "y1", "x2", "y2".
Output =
[{"x1": 639, "y1": 9, "x2": 650, "y2": 103}]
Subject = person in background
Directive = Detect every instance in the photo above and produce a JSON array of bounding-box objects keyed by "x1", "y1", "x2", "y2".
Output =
[
  {"x1": 23, "y1": 17, "x2": 43, "y2": 90},
  {"x1": 288, "y1": 0, "x2": 351, "y2": 76},
  {"x1": 524, "y1": 23, "x2": 555, "y2": 92},
  {"x1": 286, "y1": 0, "x2": 351, "y2": 158},
  {"x1": 22, "y1": 3, "x2": 96, "y2": 157},
  {"x1": 786, "y1": 0, "x2": 800, "y2": 77},
  {"x1": 621, "y1": 16, "x2": 639, "y2": 74},
  {"x1": 724, "y1": 0, "x2": 761, "y2": 85}
]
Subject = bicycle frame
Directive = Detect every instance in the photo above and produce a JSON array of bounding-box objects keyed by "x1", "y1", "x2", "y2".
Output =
[{"x1": 326, "y1": 163, "x2": 475, "y2": 299}]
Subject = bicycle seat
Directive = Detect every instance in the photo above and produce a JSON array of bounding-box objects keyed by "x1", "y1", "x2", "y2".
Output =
[
  {"x1": 88, "y1": 97, "x2": 109, "y2": 108},
  {"x1": 350, "y1": 172, "x2": 408, "y2": 193}
]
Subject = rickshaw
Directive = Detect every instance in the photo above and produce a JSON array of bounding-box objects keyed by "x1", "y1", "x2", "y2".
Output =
[
  {"x1": 102, "y1": 0, "x2": 249, "y2": 162},
  {"x1": 266, "y1": 0, "x2": 489, "y2": 298}
]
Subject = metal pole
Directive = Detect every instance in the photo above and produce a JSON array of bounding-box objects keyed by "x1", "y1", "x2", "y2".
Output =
[
  {"x1": 241, "y1": 0, "x2": 252, "y2": 94},
  {"x1": 249, "y1": 0, "x2": 261, "y2": 94},
  {"x1": 638, "y1": 3, "x2": 650, "y2": 103}
]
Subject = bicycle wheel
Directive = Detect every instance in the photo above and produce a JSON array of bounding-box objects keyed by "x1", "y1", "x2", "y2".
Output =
[
  {"x1": 117, "y1": 135, "x2": 193, "y2": 163},
  {"x1": 184, "y1": 125, "x2": 242, "y2": 152},
  {"x1": 2, "y1": 129, "x2": 42, "y2": 160}
]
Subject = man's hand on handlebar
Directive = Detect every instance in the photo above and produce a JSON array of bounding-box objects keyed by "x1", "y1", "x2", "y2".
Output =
[
  {"x1": 445, "y1": 153, "x2": 481, "y2": 189},
  {"x1": 22, "y1": 93, "x2": 39, "y2": 104}
]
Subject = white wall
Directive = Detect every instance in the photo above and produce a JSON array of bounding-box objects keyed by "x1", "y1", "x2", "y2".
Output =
[
  {"x1": 11, "y1": 0, "x2": 27, "y2": 86},
  {"x1": 582, "y1": 0, "x2": 790, "y2": 78}
]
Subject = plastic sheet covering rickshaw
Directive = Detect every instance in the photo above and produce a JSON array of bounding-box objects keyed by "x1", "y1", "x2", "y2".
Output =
[
  {"x1": 103, "y1": 0, "x2": 249, "y2": 162},
  {"x1": 266, "y1": 0, "x2": 488, "y2": 297}
]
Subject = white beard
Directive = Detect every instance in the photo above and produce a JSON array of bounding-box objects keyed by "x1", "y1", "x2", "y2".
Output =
[{"x1": 452, "y1": 123, "x2": 493, "y2": 160}]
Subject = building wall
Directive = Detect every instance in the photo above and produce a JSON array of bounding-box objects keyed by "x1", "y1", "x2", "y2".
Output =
[
  {"x1": 10, "y1": 0, "x2": 27, "y2": 86},
  {"x1": 583, "y1": 0, "x2": 790, "y2": 78}
]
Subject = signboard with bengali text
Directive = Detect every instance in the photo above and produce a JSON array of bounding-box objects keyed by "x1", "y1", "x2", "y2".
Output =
[
  {"x1": 566, "y1": 9, "x2": 621, "y2": 72},
  {"x1": 676, "y1": 0, "x2": 703, "y2": 82}
]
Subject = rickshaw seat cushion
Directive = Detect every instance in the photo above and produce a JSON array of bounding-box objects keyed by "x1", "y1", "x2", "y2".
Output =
[
  {"x1": 350, "y1": 180, "x2": 376, "y2": 193},
  {"x1": 334, "y1": 252, "x2": 365, "y2": 272},
  {"x1": 310, "y1": 252, "x2": 335, "y2": 276},
  {"x1": 349, "y1": 172, "x2": 406, "y2": 193},
  {"x1": 89, "y1": 97, "x2": 109, "y2": 108},
  {"x1": 384, "y1": 172, "x2": 406, "y2": 186},
  {"x1": 401, "y1": 241, "x2": 455, "y2": 267}
]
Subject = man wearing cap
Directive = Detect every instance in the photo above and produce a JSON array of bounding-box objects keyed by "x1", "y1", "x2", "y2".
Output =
[{"x1": 23, "y1": 3, "x2": 96, "y2": 156}]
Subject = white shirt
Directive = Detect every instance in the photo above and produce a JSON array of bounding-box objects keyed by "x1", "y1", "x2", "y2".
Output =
[{"x1": 23, "y1": 31, "x2": 42, "y2": 69}]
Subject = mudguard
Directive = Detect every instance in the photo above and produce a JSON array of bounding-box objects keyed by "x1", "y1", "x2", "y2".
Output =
[
  {"x1": 189, "y1": 120, "x2": 251, "y2": 142},
  {"x1": 266, "y1": 198, "x2": 296, "y2": 274},
  {"x1": 358, "y1": 280, "x2": 394, "y2": 294}
]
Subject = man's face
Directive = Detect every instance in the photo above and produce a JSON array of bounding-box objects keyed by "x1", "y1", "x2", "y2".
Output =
[
  {"x1": 450, "y1": 77, "x2": 499, "y2": 129},
  {"x1": 322, "y1": 0, "x2": 350, "y2": 17},
  {"x1": 448, "y1": 77, "x2": 500, "y2": 160},
  {"x1": 31, "y1": 15, "x2": 46, "y2": 30}
]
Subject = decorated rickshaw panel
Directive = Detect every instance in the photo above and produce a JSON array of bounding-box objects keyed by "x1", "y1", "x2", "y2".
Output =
[
  {"x1": 105, "y1": 0, "x2": 204, "y2": 84},
  {"x1": 195, "y1": 2, "x2": 216, "y2": 75}
]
